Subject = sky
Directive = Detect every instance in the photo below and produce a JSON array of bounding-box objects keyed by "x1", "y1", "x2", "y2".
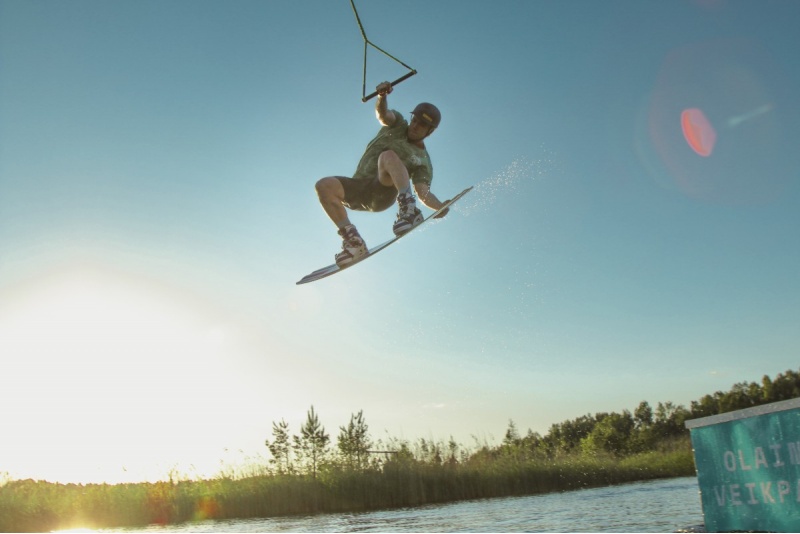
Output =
[{"x1": 1, "y1": 0, "x2": 799, "y2": 484}]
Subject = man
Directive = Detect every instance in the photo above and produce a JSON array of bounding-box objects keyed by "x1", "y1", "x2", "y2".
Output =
[{"x1": 315, "y1": 81, "x2": 450, "y2": 266}]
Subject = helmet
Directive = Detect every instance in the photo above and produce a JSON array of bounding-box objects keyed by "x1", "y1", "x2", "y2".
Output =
[{"x1": 411, "y1": 103, "x2": 441, "y2": 128}]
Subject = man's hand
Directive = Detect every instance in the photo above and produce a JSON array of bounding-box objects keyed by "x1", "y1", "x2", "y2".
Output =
[
  {"x1": 375, "y1": 81, "x2": 395, "y2": 126},
  {"x1": 376, "y1": 81, "x2": 393, "y2": 96},
  {"x1": 433, "y1": 202, "x2": 450, "y2": 219}
]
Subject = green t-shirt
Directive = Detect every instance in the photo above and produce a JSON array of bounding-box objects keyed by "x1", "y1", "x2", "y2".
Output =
[{"x1": 352, "y1": 110, "x2": 433, "y2": 186}]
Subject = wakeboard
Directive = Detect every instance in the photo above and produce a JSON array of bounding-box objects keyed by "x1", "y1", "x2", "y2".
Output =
[{"x1": 297, "y1": 186, "x2": 473, "y2": 285}]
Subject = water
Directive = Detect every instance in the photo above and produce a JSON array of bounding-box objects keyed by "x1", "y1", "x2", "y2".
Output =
[{"x1": 111, "y1": 477, "x2": 704, "y2": 533}]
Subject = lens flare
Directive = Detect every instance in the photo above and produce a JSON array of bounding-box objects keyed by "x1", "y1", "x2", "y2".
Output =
[
  {"x1": 640, "y1": 38, "x2": 797, "y2": 204},
  {"x1": 681, "y1": 108, "x2": 716, "y2": 157}
]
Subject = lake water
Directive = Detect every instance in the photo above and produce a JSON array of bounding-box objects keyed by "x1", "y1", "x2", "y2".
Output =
[{"x1": 111, "y1": 476, "x2": 704, "y2": 533}]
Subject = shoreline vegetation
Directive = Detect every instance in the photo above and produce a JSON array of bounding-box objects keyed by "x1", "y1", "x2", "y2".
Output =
[{"x1": 2, "y1": 368, "x2": 798, "y2": 532}]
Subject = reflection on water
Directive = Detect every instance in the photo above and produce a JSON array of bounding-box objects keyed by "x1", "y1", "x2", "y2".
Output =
[{"x1": 108, "y1": 477, "x2": 703, "y2": 533}]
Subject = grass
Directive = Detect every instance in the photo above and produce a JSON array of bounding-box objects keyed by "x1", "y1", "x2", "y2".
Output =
[{"x1": 0, "y1": 447, "x2": 695, "y2": 532}]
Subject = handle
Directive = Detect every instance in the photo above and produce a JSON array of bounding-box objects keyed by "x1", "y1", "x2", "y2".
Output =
[{"x1": 362, "y1": 70, "x2": 417, "y2": 102}]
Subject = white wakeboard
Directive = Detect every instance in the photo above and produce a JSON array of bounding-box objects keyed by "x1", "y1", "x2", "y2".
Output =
[{"x1": 297, "y1": 186, "x2": 473, "y2": 285}]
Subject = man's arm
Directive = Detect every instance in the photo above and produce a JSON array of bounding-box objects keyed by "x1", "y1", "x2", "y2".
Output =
[
  {"x1": 375, "y1": 81, "x2": 397, "y2": 126},
  {"x1": 413, "y1": 182, "x2": 449, "y2": 217}
]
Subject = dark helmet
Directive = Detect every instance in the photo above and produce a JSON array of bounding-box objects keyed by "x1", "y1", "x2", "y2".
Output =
[{"x1": 411, "y1": 102, "x2": 441, "y2": 128}]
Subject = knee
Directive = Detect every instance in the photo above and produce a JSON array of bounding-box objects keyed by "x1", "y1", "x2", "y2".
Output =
[
  {"x1": 315, "y1": 177, "x2": 331, "y2": 195},
  {"x1": 378, "y1": 150, "x2": 400, "y2": 166},
  {"x1": 315, "y1": 177, "x2": 340, "y2": 199}
]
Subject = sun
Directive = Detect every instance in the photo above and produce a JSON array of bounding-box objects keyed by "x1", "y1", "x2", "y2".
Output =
[{"x1": 0, "y1": 266, "x2": 263, "y2": 484}]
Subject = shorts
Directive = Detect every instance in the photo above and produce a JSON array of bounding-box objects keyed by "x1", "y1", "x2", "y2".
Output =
[{"x1": 336, "y1": 176, "x2": 398, "y2": 212}]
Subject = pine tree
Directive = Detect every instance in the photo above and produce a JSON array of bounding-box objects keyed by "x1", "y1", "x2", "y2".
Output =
[
  {"x1": 337, "y1": 410, "x2": 372, "y2": 470},
  {"x1": 265, "y1": 419, "x2": 292, "y2": 474},
  {"x1": 293, "y1": 406, "x2": 330, "y2": 478}
]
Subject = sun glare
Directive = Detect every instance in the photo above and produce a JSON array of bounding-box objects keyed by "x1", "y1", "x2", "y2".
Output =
[{"x1": 0, "y1": 267, "x2": 265, "y2": 484}]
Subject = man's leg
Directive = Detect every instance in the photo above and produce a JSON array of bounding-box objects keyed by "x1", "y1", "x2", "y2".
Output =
[
  {"x1": 377, "y1": 150, "x2": 410, "y2": 193},
  {"x1": 315, "y1": 177, "x2": 351, "y2": 229},
  {"x1": 378, "y1": 151, "x2": 423, "y2": 236},
  {"x1": 315, "y1": 177, "x2": 367, "y2": 265}
]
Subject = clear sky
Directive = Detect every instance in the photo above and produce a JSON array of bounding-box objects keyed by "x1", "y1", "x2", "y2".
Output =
[{"x1": 1, "y1": 0, "x2": 798, "y2": 484}]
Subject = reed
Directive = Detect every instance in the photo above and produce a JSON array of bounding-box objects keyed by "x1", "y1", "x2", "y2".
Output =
[{"x1": 0, "y1": 447, "x2": 694, "y2": 532}]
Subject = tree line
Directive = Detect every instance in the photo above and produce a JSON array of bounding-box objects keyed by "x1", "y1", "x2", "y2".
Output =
[
  {"x1": 265, "y1": 368, "x2": 800, "y2": 475},
  {"x1": 7, "y1": 370, "x2": 794, "y2": 531}
]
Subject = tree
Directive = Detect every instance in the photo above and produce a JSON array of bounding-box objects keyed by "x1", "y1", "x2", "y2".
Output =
[
  {"x1": 265, "y1": 419, "x2": 292, "y2": 474},
  {"x1": 761, "y1": 374, "x2": 775, "y2": 402},
  {"x1": 503, "y1": 419, "x2": 521, "y2": 447},
  {"x1": 293, "y1": 406, "x2": 330, "y2": 478},
  {"x1": 690, "y1": 393, "x2": 720, "y2": 419},
  {"x1": 769, "y1": 369, "x2": 800, "y2": 401},
  {"x1": 552, "y1": 415, "x2": 598, "y2": 453},
  {"x1": 652, "y1": 401, "x2": 690, "y2": 438},
  {"x1": 719, "y1": 382, "x2": 756, "y2": 412},
  {"x1": 581, "y1": 411, "x2": 635, "y2": 456},
  {"x1": 520, "y1": 429, "x2": 544, "y2": 459},
  {"x1": 633, "y1": 401, "x2": 653, "y2": 429},
  {"x1": 337, "y1": 410, "x2": 372, "y2": 470}
]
